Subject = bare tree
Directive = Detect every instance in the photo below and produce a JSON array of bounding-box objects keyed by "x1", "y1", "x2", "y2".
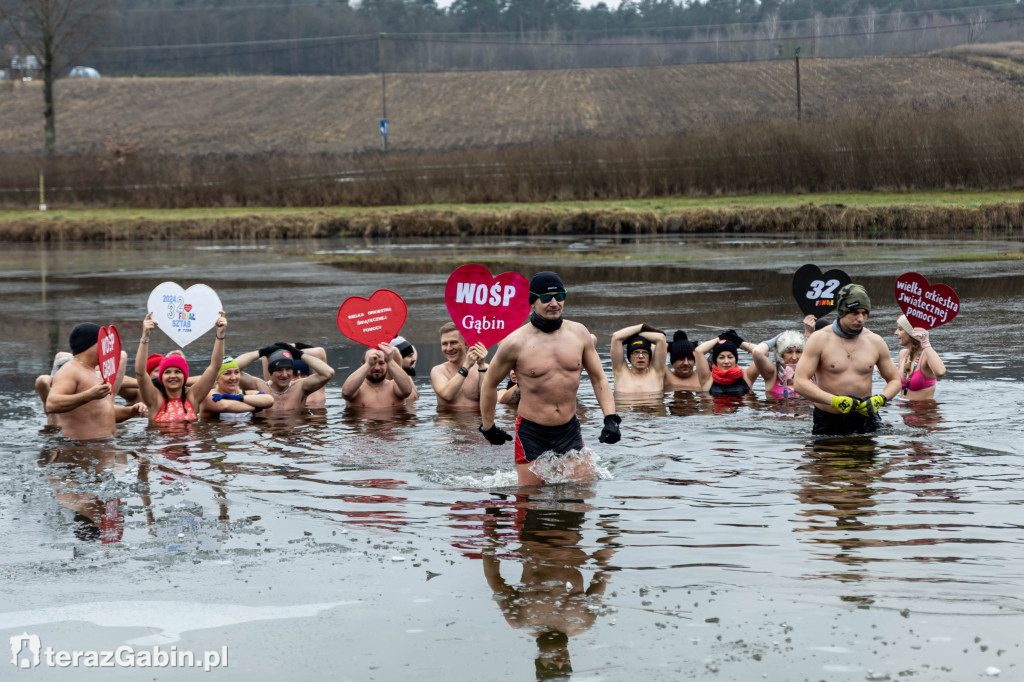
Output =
[{"x1": 0, "y1": 0, "x2": 110, "y2": 153}]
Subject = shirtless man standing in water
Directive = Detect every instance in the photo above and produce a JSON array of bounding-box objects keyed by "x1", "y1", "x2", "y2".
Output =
[
  {"x1": 610, "y1": 323, "x2": 667, "y2": 393},
  {"x1": 479, "y1": 271, "x2": 621, "y2": 485},
  {"x1": 45, "y1": 323, "x2": 145, "y2": 439},
  {"x1": 236, "y1": 343, "x2": 335, "y2": 414},
  {"x1": 342, "y1": 344, "x2": 414, "y2": 407},
  {"x1": 794, "y1": 284, "x2": 901, "y2": 436}
]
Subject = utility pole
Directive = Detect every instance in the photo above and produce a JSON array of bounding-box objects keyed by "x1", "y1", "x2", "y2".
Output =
[
  {"x1": 379, "y1": 33, "x2": 388, "y2": 153},
  {"x1": 794, "y1": 45, "x2": 802, "y2": 122}
]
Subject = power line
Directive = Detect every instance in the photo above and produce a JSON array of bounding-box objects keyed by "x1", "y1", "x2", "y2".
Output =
[{"x1": 96, "y1": 10, "x2": 1024, "y2": 54}]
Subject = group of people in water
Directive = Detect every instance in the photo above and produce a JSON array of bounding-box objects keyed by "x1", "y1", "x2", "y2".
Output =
[{"x1": 37, "y1": 271, "x2": 945, "y2": 484}]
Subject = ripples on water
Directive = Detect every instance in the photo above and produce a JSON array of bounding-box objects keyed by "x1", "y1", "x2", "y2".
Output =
[{"x1": 2, "y1": 236, "x2": 1023, "y2": 680}]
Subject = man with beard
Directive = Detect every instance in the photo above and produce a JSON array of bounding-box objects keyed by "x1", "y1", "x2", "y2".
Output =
[
  {"x1": 235, "y1": 342, "x2": 334, "y2": 413},
  {"x1": 794, "y1": 283, "x2": 901, "y2": 435},
  {"x1": 479, "y1": 271, "x2": 621, "y2": 485},
  {"x1": 390, "y1": 336, "x2": 418, "y2": 377},
  {"x1": 610, "y1": 323, "x2": 667, "y2": 393},
  {"x1": 341, "y1": 343, "x2": 414, "y2": 407}
]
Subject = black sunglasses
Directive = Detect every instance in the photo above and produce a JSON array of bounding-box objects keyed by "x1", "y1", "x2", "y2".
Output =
[{"x1": 532, "y1": 291, "x2": 567, "y2": 304}]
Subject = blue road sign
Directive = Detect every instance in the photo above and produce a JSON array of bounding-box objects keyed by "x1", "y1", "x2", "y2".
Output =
[{"x1": 380, "y1": 119, "x2": 389, "y2": 137}]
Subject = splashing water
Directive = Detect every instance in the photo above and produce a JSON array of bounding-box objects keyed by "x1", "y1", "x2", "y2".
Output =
[{"x1": 529, "y1": 447, "x2": 612, "y2": 484}]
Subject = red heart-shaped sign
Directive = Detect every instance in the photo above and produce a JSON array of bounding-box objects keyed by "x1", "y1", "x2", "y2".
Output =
[
  {"x1": 894, "y1": 272, "x2": 960, "y2": 329},
  {"x1": 336, "y1": 289, "x2": 408, "y2": 348},
  {"x1": 183, "y1": 303, "x2": 192, "y2": 312},
  {"x1": 97, "y1": 325, "x2": 122, "y2": 387},
  {"x1": 445, "y1": 264, "x2": 530, "y2": 348}
]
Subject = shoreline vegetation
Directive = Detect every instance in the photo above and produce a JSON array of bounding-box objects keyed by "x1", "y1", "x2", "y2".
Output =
[{"x1": 2, "y1": 193, "x2": 1023, "y2": 242}]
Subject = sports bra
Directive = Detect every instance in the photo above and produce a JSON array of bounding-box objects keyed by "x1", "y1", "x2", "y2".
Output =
[{"x1": 154, "y1": 397, "x2": 198, "y2": 422}]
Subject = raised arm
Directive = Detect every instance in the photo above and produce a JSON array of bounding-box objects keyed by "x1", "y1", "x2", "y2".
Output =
[
  {"x1": 298, "y1": 350, "x2": 335, "y2": 395},
  {"x1": 648, "y1": 329, "x2": 668, "y2": 381},
  {"x1": 185, "y1": 312, "x2": 227, "y2": 411},
  {"x1": 751, "y1": 342, "x2": 776, "y2": 384},
  {"x1": 432, "y1": 344, "x2": 485, "y2": 402},
  {"x1": 693, "y1": 337, "x2": 718, "y2": 390},
  {"x1": 609, "y1": 323, "x2": 643, "y2": 375},
  {"x1": 341, "y1": 354, "x2": 371, "y2": 401},
  {"x1": 916, "y1": 329, "x2": 946, "y2": 380},
  {"x1": 233, "y1": 349, "x2": 262, "y2": 391},
  {"x1": 134, "y1": 312, "x2": 164, "y2": 413},
  {"x1": 383, "y1": 344, "x2": 414, "y2": 399}
]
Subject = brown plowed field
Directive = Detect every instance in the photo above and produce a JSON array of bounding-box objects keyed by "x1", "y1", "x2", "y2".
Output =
[{"x1": 3, "y1": 51, "x2": 1024, "y2": 156}]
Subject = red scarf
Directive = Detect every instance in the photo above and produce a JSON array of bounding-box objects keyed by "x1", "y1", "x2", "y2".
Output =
[{"x1": 712, "y1": 365, "x2": 744, "y2": 385}]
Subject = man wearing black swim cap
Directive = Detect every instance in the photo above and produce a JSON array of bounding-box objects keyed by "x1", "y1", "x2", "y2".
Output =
[
  {"x1": 479, "y1": 271, "x2": 621, "y2": 485},
  {"x1": 45, "y1": 322, "x2": 145, "y2": 439},
  {"x1": 610, "y1": 323, "x2": 667, "y2": 393},
  {"x1": 794, "y1": 282, "x2": 902, "y2": 435}
]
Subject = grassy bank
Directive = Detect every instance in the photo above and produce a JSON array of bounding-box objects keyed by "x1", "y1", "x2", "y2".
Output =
[{"x1": 2, "y1": 192, "x2": 1023, "y2": 242}]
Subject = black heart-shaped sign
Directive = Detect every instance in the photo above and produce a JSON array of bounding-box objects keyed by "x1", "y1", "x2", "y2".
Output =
[{"x1": 792, "y1": 264, "x2": 852, "y2": 317}]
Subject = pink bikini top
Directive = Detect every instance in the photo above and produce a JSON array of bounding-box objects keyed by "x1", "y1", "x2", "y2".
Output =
[{"x1": 902, "y1": 352, "x2": 937, "y2": 394}]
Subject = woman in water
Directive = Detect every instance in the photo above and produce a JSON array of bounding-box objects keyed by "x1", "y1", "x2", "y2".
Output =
[
  {"x1": 135, "y1": 310, "x2": 228, "y2": 422},
  {"x1": 201, "y1": 356, "x2": 274, "y2": 420},
  {"x1": 751, "y1": 330, "x2": 804, "y2": 399},
  {"x1": 695, "y1": 330, "x2": 759, "y2": 397},
  {"x1": 895, "y1": 315, "x2": 946, "y2": 400}
]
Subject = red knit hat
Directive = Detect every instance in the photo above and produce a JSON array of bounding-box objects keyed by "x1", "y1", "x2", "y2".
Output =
[
  {"x1": 146, "y1": 353, "x2": 165, "y2": 374},
  {"x1": 157, "y1": 354, "x2": 189, "y2": 383}
]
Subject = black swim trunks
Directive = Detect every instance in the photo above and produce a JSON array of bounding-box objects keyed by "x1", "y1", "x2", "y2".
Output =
[
  {"x1": 812, "y1": 405, "x2": 882, "y2": 436},
  {"x1": 514, "y1": 415, "x2": 584, "y2": 464}
]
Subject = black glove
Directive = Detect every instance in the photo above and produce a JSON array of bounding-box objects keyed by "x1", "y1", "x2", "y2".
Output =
[
  {"x1": 274, "y1": 342, "x2": 304, "y2": 359},
  {"x1": 258, "y1": 344, "x2": 279, "y2": 358},
  {"x1": 294, "y1": 342, "x2": 314, "y2": 350},
  {"x1": 599, "y1": 414, "x2": 622, "y2": 444},
  {"x1": 640, "y1": 323, "x2": 666, "y2": 336},
  {"x1": 719, "y1": 329, "x2": 744, "y2": 347},
  {"x1": 479, "y1": 423, "x2": 513, "y2": 446}
]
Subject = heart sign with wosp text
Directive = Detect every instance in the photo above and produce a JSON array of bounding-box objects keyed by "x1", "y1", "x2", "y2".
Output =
[
  {"x1": 97, "y1": 325, "x2": 121, "y2": 387},
  {"x1": 337, "y1": 289, "x2": 408, "y2": 348},
  {"x1": 445, "y1": 264, "x2": 530, "y2": 348},
  {"x1": 895, "y1": 272, "x2": 960, "y2": 329},
  {"x1": 147, "y1": 283, "x2": 223, "y2": 347},
  {"x1": 792, "y1": 264, "x2": 853, "y2": 317}
]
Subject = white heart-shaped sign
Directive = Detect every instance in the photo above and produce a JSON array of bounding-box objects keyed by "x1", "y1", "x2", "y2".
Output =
[{"x1": 146, "y1": 282, "x2": 223, "y2": 347}]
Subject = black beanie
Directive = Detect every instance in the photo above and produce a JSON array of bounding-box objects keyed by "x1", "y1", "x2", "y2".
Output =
[
  {"x1": 669, "y1": 330, "x2": 695, "y2": 363},
  {"x1": 710, "y1": 338, "x2": 739, "y2": 365},
  {"x1": 69, "y1": 323, "x2": 101, "y2": 355},
  {"x1": 625, "y1": 334, "x2": 652, "y2": 357},
  {"x1": 529, "y1": 271, "x2": 565, "y2": 304}
]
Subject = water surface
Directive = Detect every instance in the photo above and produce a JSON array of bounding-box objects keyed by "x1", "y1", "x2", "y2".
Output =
[{"x1": 1, "y1": 234, "x2": 1022, "y2": 680}]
